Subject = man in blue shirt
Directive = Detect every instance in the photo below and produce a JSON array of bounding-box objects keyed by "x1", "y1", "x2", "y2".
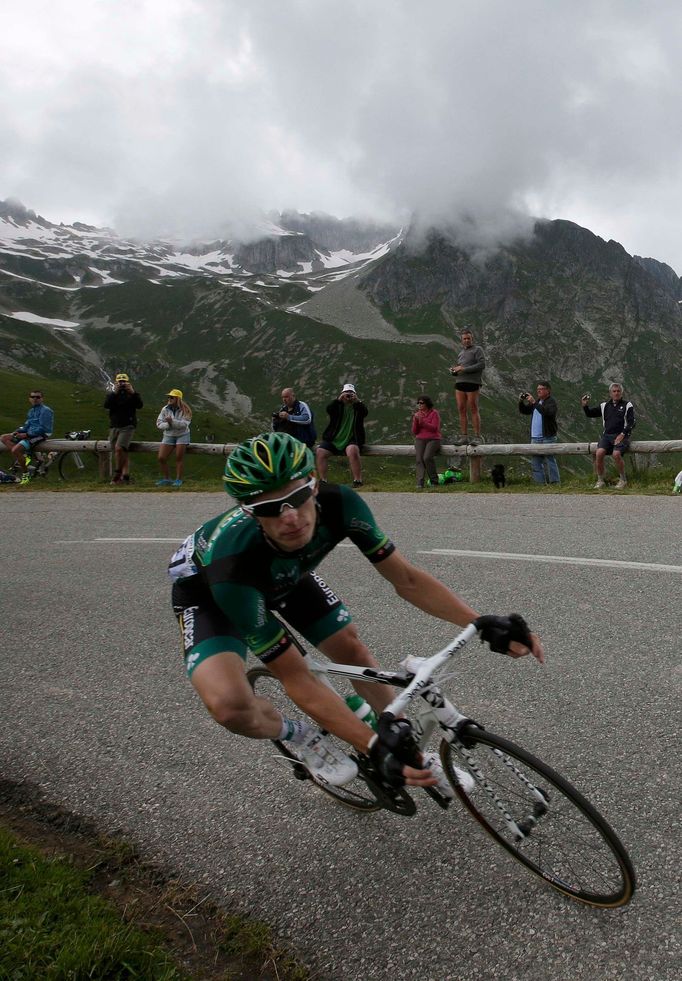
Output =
[
  {"x1": 518, "y1": 382, "x2": 560, "y2": 484},
  {"x1": 273, "y1": 387, "x2": 316, "y2": 448},
  {"x1": 1, "y1": 389, "x2": 54, "y2": 483}
]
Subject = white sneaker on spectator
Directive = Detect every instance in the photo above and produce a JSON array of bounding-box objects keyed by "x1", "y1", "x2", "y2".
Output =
[
  {"x1": 422, "y1": 751, "x2": 475, "y2": 797},
  {"x1": 296, "y1": 730, "x2": 358, "y2": 786},
  {"x1": 615, "y1": 478, "x2": 628, "y2": 490},
  {"x1": 594, "y1": 478, "x2": 606, "y2": 489}
]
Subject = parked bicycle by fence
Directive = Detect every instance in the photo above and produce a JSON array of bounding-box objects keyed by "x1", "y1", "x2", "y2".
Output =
[
  {"x1": 7, "y1": 430, "x2": 100, "y2": 484},
  {"x1": 248, "y1": 617, "x2": 635, "y2": 908}
]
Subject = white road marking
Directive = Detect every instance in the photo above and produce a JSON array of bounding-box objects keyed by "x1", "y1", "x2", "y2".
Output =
[
  {"x1": 53, "y1": 537, "x2": 182, "y2": 543},
  {"x1": 420, "y1": 548, "x2": 682, "y2": 574}
]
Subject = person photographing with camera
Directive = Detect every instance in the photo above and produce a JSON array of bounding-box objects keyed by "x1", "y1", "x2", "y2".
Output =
[
  {"x1": 582, "y1": 384, "x2": 635, "y2": 490},
  {"x1": 104, "y1": 372, "x2": 143, "y2": 485},
  {"x1": 518, "y1": 382, "x2": 560, "y2": 485},
  {"x1": 316, "y1": 383, "x2": 368, "y2": 486},
  {"x1": 272, "y1": 387, "x2": 316, "y2": 448}
]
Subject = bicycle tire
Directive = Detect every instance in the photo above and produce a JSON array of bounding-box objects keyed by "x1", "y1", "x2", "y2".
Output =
[
  {"x1": 247, "y1": 666, "x2": 384, "y2": 813},
  {"x1": 58, "y1": 450, "x2": 100, "y2": 482},
  {"x1": 441, "y1": 725, "x2": 635, "y2": 907}
]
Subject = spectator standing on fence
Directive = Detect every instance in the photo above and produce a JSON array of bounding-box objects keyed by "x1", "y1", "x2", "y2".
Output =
[
  {"x1": 518, "y1": 382, "x2": 560, "y2": 485},
  {"x1": 1, "y1": 389, "x2": 54, "y2": 485},
  {"x1": 316, "y1": 383, "x2": 368, "y2": 487},
  {"x1": 582, "y1": 383, "x2": 635, "y2": 490},
  {"x1": 104, "y1": 373, "x2": 143, "y2": 485},
  {"x1": 412, "y1": 395, "x2": 442, "y2": 489},
  {"x1": 450, "y1": 327, "x2": 485, "y2": 444},
  {"x1": 273, "y1": 387, "x2": 316, "y2": 448},
  {"x1": 156, "y1": 389, "x2": 192, "y2": 487}
]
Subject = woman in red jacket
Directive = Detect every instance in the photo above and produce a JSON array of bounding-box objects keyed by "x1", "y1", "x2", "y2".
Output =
[{"x1": 411, "y1": 395, "x2": 442, "y2": 489}]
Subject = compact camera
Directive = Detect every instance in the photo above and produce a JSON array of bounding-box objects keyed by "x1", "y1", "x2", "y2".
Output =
[
  {"x1": 519, "y1": 391, "x2": 531, "y2": 400},
  {"x1": 582, "y1": 393, "x2": 591, "y2": 401}
]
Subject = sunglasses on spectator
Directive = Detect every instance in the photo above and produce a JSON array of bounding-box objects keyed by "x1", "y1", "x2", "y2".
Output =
[
  {"x1": 241, "y1": 477, "x2": 316, "y2": 518},
  {"x1": 29, "y1": 394, "x2": 42, "y2": 399}
]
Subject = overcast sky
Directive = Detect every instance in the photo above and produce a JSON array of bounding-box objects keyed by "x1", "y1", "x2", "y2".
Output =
[{"x1": 3, "y1": 0, "x2": 682, "y2": 271}]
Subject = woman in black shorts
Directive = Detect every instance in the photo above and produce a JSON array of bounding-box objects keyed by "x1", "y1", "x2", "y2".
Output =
[{"x1": 450, "y1": 328, "x2": 485, "y2": 443}]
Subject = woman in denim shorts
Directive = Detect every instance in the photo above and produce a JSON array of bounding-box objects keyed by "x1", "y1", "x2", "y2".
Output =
[{"x1": 156, "y1": 389, "x2": 192, "y2": 487}]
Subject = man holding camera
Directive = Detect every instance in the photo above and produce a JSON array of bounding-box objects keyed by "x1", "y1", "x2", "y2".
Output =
[
  {"x1": 104, "y1": 373, "x2": 143, "y2": 484},
  {"x1": 518, "y1": 382, "x2": 560, "y2": 485},
  {"x1": 272, "y1": 387, "x2": 316, "y2": 448},
  {"x1": 582, "y1": 384, "x2": 635, "y2": 490},
  {"x1": 316, "y1": 383, "x2": 368, "y2": 486}
]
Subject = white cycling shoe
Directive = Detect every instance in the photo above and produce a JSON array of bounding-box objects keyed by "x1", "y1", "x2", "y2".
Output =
[
  {"x1": 296, "y1": 730, "x2": 358, "y2": 787},
  {"x1": 423, "y1": 751, "x2": 475, "y2": 797}
]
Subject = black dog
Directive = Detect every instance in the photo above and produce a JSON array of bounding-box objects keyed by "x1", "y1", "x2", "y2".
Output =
[{"x1": 491, "y1": 464, "x2": 506, "y2": 489}]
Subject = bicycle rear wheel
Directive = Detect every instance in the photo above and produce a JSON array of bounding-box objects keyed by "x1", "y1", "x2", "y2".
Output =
[
  {"x1": 58, "y1": 450, "x2": 100, "y2": 483},
  {"x1": 441, "y1": 726, "x2": 635, "y2": 907},
  {"x1": 247, "y1": 666, "x2": 382, "y2": 813}
]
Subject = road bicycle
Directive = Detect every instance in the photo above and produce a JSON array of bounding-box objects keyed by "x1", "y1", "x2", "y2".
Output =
[
  {"x1": 9, "y1": 430, "x2": 100, "y2": 483},
  {"x1": 247, "y1": 618, "x2": 635, "y2": 908}
]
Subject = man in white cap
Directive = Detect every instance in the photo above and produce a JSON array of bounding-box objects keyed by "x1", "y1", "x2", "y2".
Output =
[{"x1": 316, "y1": 383, "x2": 368, "y2": 486}]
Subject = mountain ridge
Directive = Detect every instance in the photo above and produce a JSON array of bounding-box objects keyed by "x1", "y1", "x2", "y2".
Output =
[{"x1": 1, "y1": 199, "x2": 681, "y2": 445}]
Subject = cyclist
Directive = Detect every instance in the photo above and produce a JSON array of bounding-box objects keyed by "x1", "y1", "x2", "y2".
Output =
[
  {"x1": 1, "y1": 389, "x2": 54, "y2": 484},
  {"x1": 169, "y1": 432, "x2": 543, "y2": 790}
]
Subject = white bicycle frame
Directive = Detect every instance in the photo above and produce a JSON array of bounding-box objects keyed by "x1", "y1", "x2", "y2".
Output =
[{"x1": 304, "y1": 621, "x2": 549, "y2": 840}]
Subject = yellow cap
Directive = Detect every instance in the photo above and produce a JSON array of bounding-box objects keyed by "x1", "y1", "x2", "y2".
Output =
[
  {"x1": 167, "y1": 388, "x2": 183, "y2": 398},
  {"x1": 115, "y1": 373, "x2": 129, "y2": 382}
]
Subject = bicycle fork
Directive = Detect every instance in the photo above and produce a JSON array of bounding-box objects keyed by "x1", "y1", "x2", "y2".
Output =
[{"x1": 416, "y1": 688, "x2": 550, "y2": 841}]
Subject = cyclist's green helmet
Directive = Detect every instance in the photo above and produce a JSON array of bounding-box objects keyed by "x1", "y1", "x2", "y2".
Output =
[{"x1": 223, "y1": 432, "x2": 315, "y2": 501}]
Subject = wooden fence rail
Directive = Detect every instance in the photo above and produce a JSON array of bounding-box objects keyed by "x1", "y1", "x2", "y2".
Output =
[{"x1": 3, "y1": 438, "x2": 681, "y2": 482}]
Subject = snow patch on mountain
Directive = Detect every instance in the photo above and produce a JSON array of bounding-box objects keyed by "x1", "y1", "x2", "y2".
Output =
[{"x1": 10, "y1": 311, "x2": 80, "y2": 329}]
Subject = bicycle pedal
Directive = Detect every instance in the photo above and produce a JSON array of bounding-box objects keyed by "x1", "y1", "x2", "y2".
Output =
[
  {"x1": 273, "y1": 753, "x2": 311, "y2": 781},
  {"x1": 424, "y1": 786, "x2": 451, "y2": 810}
]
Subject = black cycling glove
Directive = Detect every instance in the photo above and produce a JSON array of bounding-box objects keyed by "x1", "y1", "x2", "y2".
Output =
[
  {"x1": 368, "y1": 713, "x2": 422, "y2": 787},
  {"x1": 475, "y1": 613, "x2": 533, "y2": 655}
]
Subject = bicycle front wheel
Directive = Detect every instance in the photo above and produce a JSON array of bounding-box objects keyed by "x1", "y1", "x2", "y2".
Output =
[
  {"x1": 247, "y1": 667, "x2": 383, "y2": 813},
  {"x1": 441, "y1": 726, "x2": 635, "y2": 907},
  {"x1": 58, "y1": 450, "x2": 100, "y2": 483}
]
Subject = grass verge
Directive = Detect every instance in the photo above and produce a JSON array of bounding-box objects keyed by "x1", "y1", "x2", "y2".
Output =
[
  {"x1": 2, "y1": 449, "x2": 680, "y2": 494},
  {"x1": 0, "y1": 780, "x2": 308, "y2": 981}
]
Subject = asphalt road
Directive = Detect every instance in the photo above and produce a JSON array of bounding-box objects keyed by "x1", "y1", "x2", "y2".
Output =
[{"x1": 1, "y1": 491, "x2": 680, "y2": 981}]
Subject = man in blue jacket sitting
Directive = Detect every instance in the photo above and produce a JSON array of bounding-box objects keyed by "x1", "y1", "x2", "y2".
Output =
[{"x1": 1, "y1": 389, "x2": 54, "y2": 484}]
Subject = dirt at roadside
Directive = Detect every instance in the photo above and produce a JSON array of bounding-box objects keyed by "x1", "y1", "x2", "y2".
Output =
[{"x1": 0, "y1": 778, "x2": 309, "y2": 981}]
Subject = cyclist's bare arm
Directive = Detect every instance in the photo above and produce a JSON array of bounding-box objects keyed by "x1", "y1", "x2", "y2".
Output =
[
  {"x1": 267, "y1": 642, "x2": 436, "y2": 788},
  {"x1": 375, "y1": 550, "x2": 544, "y2": 663}
]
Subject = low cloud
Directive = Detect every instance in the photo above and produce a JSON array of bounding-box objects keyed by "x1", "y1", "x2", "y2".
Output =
[{"x1": 2, "y1": 1, "x2": 682, "y2": 269}]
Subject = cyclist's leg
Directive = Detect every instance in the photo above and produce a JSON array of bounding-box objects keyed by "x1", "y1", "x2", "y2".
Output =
[
  {"x1": 174, "y1": 579, "x2": 283, "y2": 738},
  {"x1": 265, "y1": 643, "x2": 374, "y2": 753},
  {"x1": 191, "y1": 652, "x2": 283, "y2": 738},
  {"x1": 277, "y1": 573, "x2": 393, "y2": 715},
  {"x1": 12, "y1": 439, "x2": 28, "y2": 470},
  {"x1": 318, "y1": 625, "x2": 394, "y2": 714}
]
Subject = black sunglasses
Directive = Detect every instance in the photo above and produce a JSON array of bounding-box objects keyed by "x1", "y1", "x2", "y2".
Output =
[
  {"x1": 242, "y1": 478, "x2": 316, "y2": 518},
  {"x1": 29, "y1": 394, "x2": 43, "y2": 399}
]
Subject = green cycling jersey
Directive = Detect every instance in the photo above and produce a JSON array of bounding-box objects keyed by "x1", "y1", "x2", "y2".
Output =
[{"x1": 174, "y1": 483, "x2": 395, "y2": 658}]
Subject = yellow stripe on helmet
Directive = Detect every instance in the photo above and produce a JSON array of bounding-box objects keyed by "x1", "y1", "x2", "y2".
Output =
[{"x1": 252, "y1": 437, "x2": 275, "y2": 474}]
